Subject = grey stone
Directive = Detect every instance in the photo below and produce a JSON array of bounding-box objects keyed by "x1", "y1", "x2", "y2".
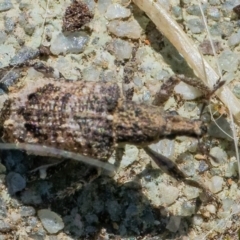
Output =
[
  {"x1": 6, "y1": 172, "x2": 26, "y2": 195},
  {"x1": 208, "y1": 116, "x2": 233, "y2": 141},
  {"x1": 50, "y1": 32, "x2": 89, "y2": 55},
  {"x1": 187, "y1": 18, "x2": 205, "y2": 34},
  {"x1": 0, "y1": 0, "x2": 13, "y2": 12},
  {"x1": 10, "y1": 47, "x2": 38, "y2": 65},
  {"x1": 20, "y1": 206, "x2": 36, "y2": 217},
  {"x1": 38, "y1": 209, "x2": 64, "y2": 234}
]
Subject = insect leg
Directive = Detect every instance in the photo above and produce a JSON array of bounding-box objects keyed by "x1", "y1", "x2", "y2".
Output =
[
  {"x1": 122, "y1": 44, "x2": 139, "y2": 101},
  {"x1": 144, "y1": 146, "x2": 218, "y2": 203}
]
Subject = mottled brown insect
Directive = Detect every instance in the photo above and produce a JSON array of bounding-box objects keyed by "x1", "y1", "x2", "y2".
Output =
[
  {"x1": 0, "y1": 77, "x2": 206, "y2": 163},
  {"x1": 0, "y1": 70, "x2": 221, "y2": 200}
]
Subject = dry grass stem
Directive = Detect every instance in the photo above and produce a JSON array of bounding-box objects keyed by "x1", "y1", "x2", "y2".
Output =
[{"x1": 133, "y1": 0, "x2": 240, "y2": 124}]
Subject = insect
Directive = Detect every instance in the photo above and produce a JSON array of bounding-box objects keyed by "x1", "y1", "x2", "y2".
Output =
[
  {"x1": 0, "y1": 61, "x2": 215, "y2": 191},
  {"x1": 0, "y1": 72, "x2": 206, "y2": 158}
]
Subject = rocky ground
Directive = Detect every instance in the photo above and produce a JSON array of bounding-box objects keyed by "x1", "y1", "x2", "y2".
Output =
[{"x1": 1, "y1": 0, "x2": 240, "y2": 239}]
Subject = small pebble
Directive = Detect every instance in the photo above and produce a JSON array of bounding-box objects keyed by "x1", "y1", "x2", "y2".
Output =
[
  {"x1": 174, "y1": 82, "x2": 202, "y2": 100},
  {"x1": 82, "y1": 66, "x2": 101, "y2": 81},
  {"x1": 100, "y1": 70, "x2": 116, "y2": 82},
  {"x1": 98, "y1": 0, "x2": 112, "y2": 14},
  {"x1": 0, "y1": 220, "x2": 12, "y2": 232},
  {"x1": 181, "y1": 201, "x2": 196, "y2": 216},
  {"x1": 209, "y1": 147, "x2": 228, "y2": 166},
  {"x1": 159, "y1": 184, "x2": 179, "y2": 206},
  {"x1": 133, "y1": 76, "x2": 143, "y2": 88},
  {"x1": 19, "y1": 0, "x2": 31, "y2": 10},
  {"x1": 193, "y1": 215, "x2": 203, "y2": 226},
  {"x1": 172, "y1": 6, "x2": 182, "y2": 19},
  {"x1": 210, "y1": 22, "x2": 234, "y2": 37},
  {"x1": 209, "y1": 176, "x2": 224, "y2": 193},
  {"x1": 220, "y1": 21, "x2": 234, "y2": 36},
  {"x1": 6, "y1": 172, "x2": 26, "y2": 195},
  {"x1": 206, "y1": 204, "x2": 216, "y2": 214},
  {"x1": 149, "y1": 139, "x2": 175, "y2": 159},
  {"x1": 0, "y1": 71, "x2": 20, "y2": 92},
  {"x1": 10, "y1": 47, "x2": 38, "y2": 65},
  {"x1": 187, "y1": 139, "x2": 198, "y2": 153},
  {"x1": 9, "y1": 212, "x2": 21, "y2": 222},
  {"x1": 50, "y1": 32, "x2": 89, "y2": 55},
  {"x1": 225, "y1": 161, "x2": 238, "y2": 177},
  {"x1": 166, "y1": 216, "x2": 181, "y2": 233},
  {"x1": 186, "y1": 4, "x2": 207, "y2": 16},
  {"x1": 0, "y1": 0, "x2": 13, "y2": 12},
  {"x1": 105, "y1": 3, "x2": 131, "y2": 20},
  {"x1": 107, "y1": 39, "x2": 132, "y2": 60},
  {"x1": 183, "y1": 186, "x2": 200, "y2": 200},
  {"x1": 20, "y1": 206, "x2": 36, "y2": 217},
  {"x1": 154, "y1": 70, "x2": 169, "y2": 80},
  {"x1": 38, "y1": 209, "x2": 64, "y2": 234},
  {"x1": 108, "y1": 19, "x2": 142, "y2": 39},
  {"x1": 24, "y1": 23, "x2": 35, "y2": 36},
  {"x1": 180, "y1": 160, "x2": 196, "y2": 177},
  {"x1": 145, "y1": 182, "x2": 179, "y2": 206},
  {"x1": 207, "y1": 7, "x2": 221, "y2": 21},
  {"x1": 94, "y1": 51, "x2": 114, "y2": 68},
  {"x1": 228, "y1": 30, "x2": 240, "y2": 47},
  {"x1": 186, "y1": 18, "x2": 205, "y2": 34},
  {"x1": 28, "y1": 216, "x2": 38, "y2": 227},
  {"x1": 209, "y1": 0, "x2": 220, "y2": 5},
  {"x1": 198, "y1": 160, "x2": 209, "y2": 173},
  {"x1": 222, "y1": 198, "x2": 234, "y2": 212},
  {"x1": 4, "y1": 17, "x2": 15, "y2": 33},
  {"x1": 120, "y1": 145, "x2": 139, "y2": 168}
]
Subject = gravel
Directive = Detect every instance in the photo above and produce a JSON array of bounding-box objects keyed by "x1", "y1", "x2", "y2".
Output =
[{"x1": 0, "y1": 0, "x2": 240, "y2": 239}]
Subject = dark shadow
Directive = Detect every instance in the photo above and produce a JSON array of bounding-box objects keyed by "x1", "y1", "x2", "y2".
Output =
[
  {"x1": 132, "y1": 3, "x2": 195, "y2": 78},
  {"x1": 1, "y1": 150, "x2": 202, "y2": 239}
]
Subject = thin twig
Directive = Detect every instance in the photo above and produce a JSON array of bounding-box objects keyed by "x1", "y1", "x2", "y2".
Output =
[{"x1": 133, "y1": 0, "x2": 240, "y2": 124}]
